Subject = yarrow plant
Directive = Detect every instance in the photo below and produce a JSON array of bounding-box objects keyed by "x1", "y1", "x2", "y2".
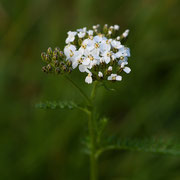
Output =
[{"x1": 37, "y1": 24, "x2": 179, "y2": 180}]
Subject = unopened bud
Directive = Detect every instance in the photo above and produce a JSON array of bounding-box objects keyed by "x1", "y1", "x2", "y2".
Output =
[
  {"x1": 59, "y1": 51, "x2": 64, "y2": 57},
  {"x1": 103, "y1": 24, "x2": 108, "y2": 34},
  {"x1": 62, "y1": 65, "x2": 67, "y2": 71},
  {"x1": 47, "y1": 64, "x2": 52, "y2": 71},
  {"x1": 67, "y1": 61, "x2": 72, "y2": 67},
  {"x1": 52, "y1": 54, "x2": 58, "y2": 60},
  {"x1": 45, "y1": 54, "x2": 51, "y2": 63},
  {"x1": 41, "y1": 52, "x2": 46, "y2": 61},
  {"x1": 47, "y1": 47, "x2": 53, "y2": 55},
  {"x1": 42, "y1": 66, "x2": 47, "y2": 72},
  {"x1": 54, "y1": 47, "x2": 60, "y2": 52},
  {"x1": 68, "y1": 68, "x2": 72, "y2": 73},
  {"x1": 55, "y1": 67, "x2": 61, "y2": 74},
  {"x1": 53, "y1": 50, "x2": 58, "y2": 56},
  {"x1": 60, "y1": 62, "x2": 65, "y2": 66},
  {"x1": 54, "y1": 60, "x2": 59, "y2": 67},
  {"x1": 78, "y1": 39, "x2": 83, "y2": 46}
]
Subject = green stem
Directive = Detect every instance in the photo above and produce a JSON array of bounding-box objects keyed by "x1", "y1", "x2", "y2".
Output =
[
  {"x1": 91, "y1": 81, "x2": 98, "y2": 100},
  {"x1": 88, "y1": 111, "x2": 97, "y2": 180},
  {"x1": 88, "y1": 81, "x2": 99, "y2": 180},
  {"x1": 65, "y1": 75, "x2": 91, "y2": 105},
  {"x1": 65, "y1": 76, "x2": 99, "y2": 180}
]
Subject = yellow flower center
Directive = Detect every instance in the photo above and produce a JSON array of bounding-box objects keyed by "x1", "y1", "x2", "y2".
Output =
[
  {"x1": 95, "y1": 43, "x2": 99, "y2": 48},
  {"x1": 82, "y1": 44, "x2": 87, "y2": 49},
  {"x1": 120, "y1": 56, "x2": 124, "y2": 60}
]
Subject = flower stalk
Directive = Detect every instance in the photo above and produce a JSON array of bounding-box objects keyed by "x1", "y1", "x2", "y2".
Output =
[{"x1": 88, "y1": 81, "x2": 99, "y2": 180}]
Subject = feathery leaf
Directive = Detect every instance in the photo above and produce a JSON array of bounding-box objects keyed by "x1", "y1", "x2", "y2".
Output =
[{"x1": 96, "y1": 138, "x2": 180, "y2": 158}]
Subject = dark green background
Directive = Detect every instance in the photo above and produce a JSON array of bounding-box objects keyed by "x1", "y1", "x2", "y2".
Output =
[{"x1": 0, "y1": 0, "x2": 180, "y2": 179}]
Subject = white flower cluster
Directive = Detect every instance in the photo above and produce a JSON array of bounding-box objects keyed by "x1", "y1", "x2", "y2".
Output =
[{"x1": 64, "y1": 24, "x2": 131, "y2": 84}]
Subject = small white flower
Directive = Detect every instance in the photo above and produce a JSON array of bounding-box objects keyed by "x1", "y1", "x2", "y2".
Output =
[
  {"x1": 108, "y1": 30, "x2": 112, "y2": 35},
  {"x1": 111, "y1": 40, "x2": 122, "y2": 49},
  {"x1": 88, "y1": 30, "x2": 93, "y2": 36},
  {"x1": 100, "y1": 40, "x2": 111, "y2": 52},
  {"x1": 122, "y1": 29, "x2": 129, "y2": 38},
  {"x1": 85, "y1": 73, "x2": 93, "y2": 84},
  {"x1": 108, "y1": 66, "x2": 112, "y2": 71},
  {"x1": 98, "y1": 71, "x2": 103, "y2": 78},
  {"x1": 123, "y1": 67, "x2": 131, "y2": 74},
  {"x1": 116, "y1": 36, "x2": 120, "y2": 40},
  {"x1": 65, "y1": 31, "x2": 77, "y2": 44},
  {"x1": 77, "y1": 27, "x2": 87, "y2": 32},
  {"x1": 108, "y1": 74, "x2": 122, "y2": 81},
  {"x1": 121, "y1": 62, "x2": 131, "y2": 74},
  {"x1": 79, "y1": 64, "x2": 88, "y2": 72},
  {"x1": 78, "y1": 32, "x2": 86, "y2": 38},
  {"x1": 94, "y1": 34, "x2": 106, "y2": 43},
  {"x1": 77, "y1": 27, "x2": 87, "y2": 38},
  {"x1": 114, "y1": 25, "x2": 119, "y2": 30},
  {"x1": 64, "y1": 44, "x2": 76, "y2": 60},
  {"x1": 101, "y1": 51, "x2": 112, "y2": 64}
]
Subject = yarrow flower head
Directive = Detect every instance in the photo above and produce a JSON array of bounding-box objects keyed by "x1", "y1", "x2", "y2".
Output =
[{"x1": 41, "y1": 24, "x2": 131, "y2": 84}]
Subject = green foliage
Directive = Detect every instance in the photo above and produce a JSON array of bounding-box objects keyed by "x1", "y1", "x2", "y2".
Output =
[
  {"x1": 35, "y1": 101, "x2": 77, "y2": 110},
  {"x1": 96, "y1": 138, "x2": 180, "y2": 158}
]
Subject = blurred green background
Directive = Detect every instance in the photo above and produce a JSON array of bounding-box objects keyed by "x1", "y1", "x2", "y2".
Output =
[{"x1": 0, "y1": 0, "x2": 180, "y2": 179}]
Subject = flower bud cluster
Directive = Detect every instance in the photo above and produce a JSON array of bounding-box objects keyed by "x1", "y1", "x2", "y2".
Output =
[
  {"x1": 41, "y1": 47, "x2": 72, "y2": 74},
  {"x1": 41, "y1": 24, "x2": 131, "y2": 84}
]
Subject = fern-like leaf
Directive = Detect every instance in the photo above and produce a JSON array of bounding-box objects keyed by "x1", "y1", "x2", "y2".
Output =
[
  {"x1": 96, "y1": 138, "x2": 180, "y2": 158},
  {"x1": 35, "y1": 101, "x2": 77, "y2": 110},
  {"x1": 35, "y1": 100, "x2": 90, "y2": 114}
]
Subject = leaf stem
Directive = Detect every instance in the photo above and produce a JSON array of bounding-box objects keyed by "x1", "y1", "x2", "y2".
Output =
[{"x1": 65, "y1": 75, "x2": 91, "y2": 105}]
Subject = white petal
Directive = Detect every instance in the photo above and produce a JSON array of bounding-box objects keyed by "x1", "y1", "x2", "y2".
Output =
[
  {"x1": 107, "y1": 76, "x2": 112, "y2": 80},
  {"x1": 122, "y1": 29, "x2": 129, "y2": 38},
  {"x1": 78, "y1": 32, "x2": 86, "y2": 38},
  {"x1": 116, "y1": 75, "x2": 122, "y2": 81},
  {"x1": 72, "y1": 62, "x2": 78, "y2": 69},
  {"x1": 105, "y1": 57, "x2": 110, "y2": 64},
  {"x1": 98, "y1": 71, "x2": 103, "y2": 77},
  {"x1": 79, "y1": 65, "x2": 87, "y2": 72},
  {"x1": 88, "y1": 30, "x2": 93, "y2": 36},
  {"x1": 85, "y1": 75, "x2": 93, "y2": 84},
  {"x1": 121, "y1": 62, "x2": 128, "y2": 68},
  {"x1": 108, "y1": 66, "x2": 112, "y2": 71},
  {"x1": 114, "y1": 25, "x2": 119, "y2": 30},
  {"x1": 123, "y1": 67, "x2": 131, "y2": 74},
  {"x1": 82, "y1": 58, "x2": 90, "y2": 65}
]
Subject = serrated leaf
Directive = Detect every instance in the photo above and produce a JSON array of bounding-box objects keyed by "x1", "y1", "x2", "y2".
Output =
[
  {"x1": 35, "y1": 101, "x2": 77, "y2": 110},
  {"x1": 96, "y1": 138, "x2": 180, "y2": 158}
]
